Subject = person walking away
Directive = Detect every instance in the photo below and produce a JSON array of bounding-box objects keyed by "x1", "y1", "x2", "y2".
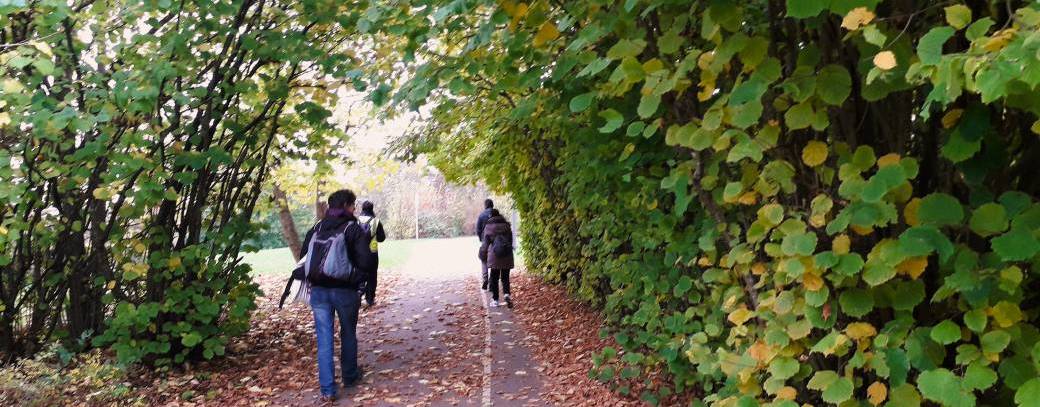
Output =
[
  {"x1": 475, "y1": 199, "x2": 494, "y2": 290},
  {"x1": 358, "y1": 200, "x2": 386, "y2": 306},
  {"x1": 480, "y1": 209, "x2": 515, "y2": 308},
  {"x1": 295, "y1": 189, "x2": 374, "y2": 402}
]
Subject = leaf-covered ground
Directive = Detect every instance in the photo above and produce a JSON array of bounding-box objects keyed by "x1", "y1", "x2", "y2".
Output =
[{"x1": 72, "y1": 238, "x2": 646, "y2": 406}]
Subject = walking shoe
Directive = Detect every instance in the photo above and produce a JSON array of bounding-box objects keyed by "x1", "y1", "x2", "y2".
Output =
[
  {"x1": 344, "y1": 369, "x2": 364, "y2": 387},
  {"x1": 490, "y1": 300, "x2": 499, "y2": 307},
  {"x1": 319, "y1": 394, "x2": 336, "y2": 403},
  {"x1": 504, "y1": 294, "x2": 513, "y2": 308}
]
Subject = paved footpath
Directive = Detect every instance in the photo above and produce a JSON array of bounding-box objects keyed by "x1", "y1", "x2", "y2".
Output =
[{"x1": 276, "y1": 237, "x2": 547, "y2": 406}]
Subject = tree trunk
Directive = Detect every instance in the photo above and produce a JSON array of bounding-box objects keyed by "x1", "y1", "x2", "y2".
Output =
[
  {"x1": 314, "y1": 181, "x2": 328, "y2": 220},
  {"x1": 273, "y1": 184, "x2": 302, "y2": 261}
]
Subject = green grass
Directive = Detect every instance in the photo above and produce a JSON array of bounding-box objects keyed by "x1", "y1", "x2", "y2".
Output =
[{"x1": 241, "y1": 238, "x2": 424, "y2": 276}]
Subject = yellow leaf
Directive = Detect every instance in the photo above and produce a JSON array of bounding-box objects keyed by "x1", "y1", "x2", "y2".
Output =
[
  {"x1": 873, "y1": 51, "x2": 897, "y2": 70},
  {"x1": 851, "y1": 224, "x2": 874, "y2": 236},
  {"x1": 776, "y1": 386, "x2": 797, "y2": 400},
  {"x1": 106, "y1": 280, "x2": 116, "y2": 290},
  {"x1": 508, "y1": 2, "x2": 529, "y2": 31},
  {"x1": 697, "y1": 77, "x2": 716, "y2": 101},
  {"x1": 642, "y1": 58, "x2": 665, "y2": 73},
  {"x1": 801, "y1": 140, "x2": 829, "y2": 167},
  {"x1": 904, "y1": 198, "x2": 922, "y2": 226},
  {"x1": 532, "y1": 21, "x2": 560, "y2": 47},
  {"x1": 990, "y1": 301, "x2": 1024, "y2": 328},
  {"x1": 809, "y1": 213, "x2": 827, "y2": 228},
  {"x1": 983, "y1": 29, "x2": 1016, "y2": 52},
  {"x1": 749, "y1": 341, "x2": 773, "y2": 363},
  {"x1": 867, "y1": 381, "x2": 888, "y2": 406},
  {"x1": 30, "y1": 40, "x2": 53, "y2": 57},
  {"x1": 751, "y1": 262, "x2": 767, "y2": 275},
  {"x1": 728, "y1": 306, "x2": 753, "y2": 326},
  {"x1": 841, "y1": 7, "x2": 875, "y2": 31},
  {"x1": 698, "y1": 256, "x2": 714, "y2": 267},
  {"x1": 0, "y1": 112, "x2": 10, "y2": 127},
  {"x1": 803, "y1": 272, "x2": 824, "y2": 291},
  {"x1": 877, "y1": 153, "x2": 901, "y2": 168},
  {"x1": 846, "y1": 322, "x2": 878, "y2": 340},
  {"x1": 738, "y1": 192, "x2": 758, "y2": 205},
  {"x1": 168, "y1": 256, "x2": 182, "y2": 269},
  {"x1": 698, "y1": 51, "x2": 715, "y2": 71},
  {"x1": 1031, "y1": 120, "x2": 1040, "y2": 135},
  {"x1": 2, "y1": 79, "x2": 24, "y2": 94},
  {"x1": 941, "y1": 108, "x2": 964, "y2": 129},
  {"x1": 896, "y1": 257, "x2": 928, "y2": 279},
  {"x1": 134, "y1": 242, "x2": 147, "y2": 253},
  {"x1": 833, "y1": 234, "x2": 851, "y2": 254}
]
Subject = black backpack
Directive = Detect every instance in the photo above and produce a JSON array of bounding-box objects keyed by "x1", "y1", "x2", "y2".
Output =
[{"x1": 492, "y1": 233, "x2": 511, "y2": 257}]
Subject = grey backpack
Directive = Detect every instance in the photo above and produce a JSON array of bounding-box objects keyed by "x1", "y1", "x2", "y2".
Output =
[{"x1": 304, "y1": 221, "x2": 357, "y2": 282}]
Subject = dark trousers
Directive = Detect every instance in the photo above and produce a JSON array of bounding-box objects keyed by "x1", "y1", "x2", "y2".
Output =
[
  {"x1": 481, "y1": 260, "x2": 489, "y2": 287},
  {"x1": 364, "y1": 266, "x2": 378, "y2": 305},
  {"x1": 489, "y1": 269, "x2": 511, "y2": 301}
]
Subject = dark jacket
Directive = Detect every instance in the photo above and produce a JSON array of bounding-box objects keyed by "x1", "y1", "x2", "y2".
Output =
[
  {"x1": 299, "y1": 213, "x2": 374, "y2": 289},
  {"x1": 476, "y1": 208, "x2": 493, "y2": 242},
  {"x1": 480, "y1": 216, "x2": 514, "y2": 269}
]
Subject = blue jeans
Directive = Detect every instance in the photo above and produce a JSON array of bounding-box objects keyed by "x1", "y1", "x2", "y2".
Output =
[{"x1": 309, "y1": 286, "x2": 361, "y2": 397}]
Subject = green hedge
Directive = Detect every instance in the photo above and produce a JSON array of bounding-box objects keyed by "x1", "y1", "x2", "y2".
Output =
[{"x1": 370, "y1": 0, "x2": 1040, "y2": 405}]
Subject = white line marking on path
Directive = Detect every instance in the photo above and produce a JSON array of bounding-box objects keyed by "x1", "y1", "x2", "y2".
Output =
[{"x1": 478, "y1": 278, "x2": 493, "y2": 407}]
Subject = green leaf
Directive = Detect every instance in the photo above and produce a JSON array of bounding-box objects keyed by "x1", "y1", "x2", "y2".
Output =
[
  {"x1": 807, "y1": 370, "x2": 839, "y2": 390},
  {"x1": 944, "y1": 4, "x2": 972, "y2": 30},
  {"x1": 784, "y1": 101, "x2": 813, "y2": 130},
  {"x1": 887, "y1": 383, "x2": 922, "y2": 407},
  {"x1": 838, "y1": 288, "x2": 874, "y2": 318},
  {"x1": 569, "y1": 92, "x2": 595, "y2": 113},
  {"x1": 606, "y1": 39, "x2": 647, "y2": 60},
  {"x1": 673, "y1": 276, "x2": 692, "y2": 296},
  {"x1": 970, "y1": 203, "x2": 1008, "y2": 237},
  {"x1": 816, "y1": 65, "x2": 852, "y2": 106},
  {"x1": 32, "y1": 58, "x2": 55, "y2": 75},
  {"x1": 823, "y1": 377, "x2": 854, "y2": 404},
  {"x1": 963, "y1": 362, "x2": 997, "y2": 391},
  {"x1": 781, "y1": 232, "x2": 817, "y2": 256},
  {"x1": 965, "y1": 17, "x2": 995, "y2": 41},
  {"x1": 863, "y1": 25, "x2": 887, "y2": 47},
  {"x1": 598, "y1": 109, "x2": 624, "y2": 133},
  {"x1": 786, "y1": 0, "x2": 826, "y2": 18},
  {"x1": 917, "y1": 26, "x2": 955, "y2": 66},
  {"x1": 917, "y1": 193, "x2": 963, "y2": 226},
  {"x1": 929, "y1": 320, "x2": 961, "y2": 345},
  {"x1": 898, "y1": 226, "x2": 954, "y2": 262},
  {"x1": 769, "y1": 357, "x2": 800, "y2": 379},
  {"x1": 991, "y1": 227, "x2": 1040, "y2": 262},
  {"x1": 964, "y1": 309, "x2": 988, "y2": 333},
  {"x1": 918, "y1": 368, "x2": 974, "y2": 407},
  {"x1": 981, "y1": 330, "x2": 1011, "y2": 354},
  {"x1": 181, "y1": 332, "x2": 203, "y2": 347},
  {"x1": 1018, "y1": 378, "x2": 1040, "y2": 407},
  {"x1": 637, "y1": 93, "x2": 661, "y2": 118},
  {"x1": 942, "y1": 128, "x2": 982, "y2": 163}
]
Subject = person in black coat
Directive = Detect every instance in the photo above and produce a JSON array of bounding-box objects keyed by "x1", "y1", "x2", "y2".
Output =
[
  {"x1": 358, "y1": 200, "x2": 386, "y2": 306},
  {"x1": 475, "y1": 199, "x2": 494, "y2": 290}
]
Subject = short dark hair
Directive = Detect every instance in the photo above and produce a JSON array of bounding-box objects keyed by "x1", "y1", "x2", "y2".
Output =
[
  {"x1": 490, "y1": 209, "x2": 501, "y2": 217},
  {"x1": 361, "y1": 200, "x2": 374, "y2": 215},
  {"x1": 328, "y1": 189, "x2": 356, "y2": 210},
  {"x1": 484, "y1": 199, "x2": 494, "y2": 209}
]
